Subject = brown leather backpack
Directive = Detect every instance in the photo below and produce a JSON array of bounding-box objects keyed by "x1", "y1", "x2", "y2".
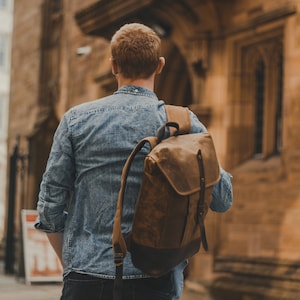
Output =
[{"x1": 112, "y1": 105, "x2": 220, "y2": 299}]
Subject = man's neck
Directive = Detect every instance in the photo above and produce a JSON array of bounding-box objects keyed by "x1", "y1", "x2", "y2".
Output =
[{"x1": 117, "y1": 76, "x2": 155, "y2": 91}]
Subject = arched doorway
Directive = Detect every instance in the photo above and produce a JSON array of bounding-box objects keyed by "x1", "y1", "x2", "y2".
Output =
[{"x1": 156, "y1": 39, "x2": 193, "y2": 106}]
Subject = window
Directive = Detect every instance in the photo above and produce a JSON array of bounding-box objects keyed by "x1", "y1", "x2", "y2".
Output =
[
  {"x1": 254, "y1": 60, "x2": 265, "y2": 156},
  {"x1": 242, "y1": 39, "x2": 283, "y2": 160},
  {"x1": 229, "y1": 29, "x2": 284, "y2": 166},
  {"x1": 275, "y1": 55, "x2": 283, "y2": 154}
]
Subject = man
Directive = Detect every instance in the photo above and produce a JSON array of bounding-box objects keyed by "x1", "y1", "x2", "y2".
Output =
[{"x1": 35, "y1": 23, "x2": 233, "y2": 300}]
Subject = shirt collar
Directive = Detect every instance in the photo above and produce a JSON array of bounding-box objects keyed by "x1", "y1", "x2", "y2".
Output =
[{"x1": 114, "y1": 85, "x2": 157, "y2": 99}]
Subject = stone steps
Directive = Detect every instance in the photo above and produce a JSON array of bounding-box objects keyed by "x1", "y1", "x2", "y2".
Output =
[{"x1": 211, "y1": 257, "x2": 300, "y2": 300}]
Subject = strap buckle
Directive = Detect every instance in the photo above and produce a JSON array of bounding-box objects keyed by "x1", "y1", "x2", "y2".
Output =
[{"x1": 114, "y1": 252, "x2": 124, "y2": 266}]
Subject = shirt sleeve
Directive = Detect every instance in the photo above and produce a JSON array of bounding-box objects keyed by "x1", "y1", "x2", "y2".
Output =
[
  {"x1": 35, "y1": 114, "x2": 75, "y2": 233},
  {"x1": 210, "y1": 167, "x2": 233, "y2": 212}
]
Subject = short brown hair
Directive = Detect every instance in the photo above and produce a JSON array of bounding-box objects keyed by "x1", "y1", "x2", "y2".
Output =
[{"x1": 110, "y1": 23, "x2": 161, "y2": 79}]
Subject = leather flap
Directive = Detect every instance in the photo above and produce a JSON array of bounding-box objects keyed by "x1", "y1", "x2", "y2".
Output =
[{"x1": 145, "y1": 132, "x2": 220, "y2": 195}]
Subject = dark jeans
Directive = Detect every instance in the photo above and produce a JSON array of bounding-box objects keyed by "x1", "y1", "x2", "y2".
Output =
[{"x1": 60, "y1": 272, "x2": 174, "y2": 300}]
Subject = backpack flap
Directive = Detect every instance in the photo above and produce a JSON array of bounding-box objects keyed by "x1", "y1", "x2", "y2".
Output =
[{"x1": 148, "y1": 132, "x2": 221, "y2": 196}]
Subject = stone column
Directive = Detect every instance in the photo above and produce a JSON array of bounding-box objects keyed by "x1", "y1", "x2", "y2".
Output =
[{"x1": 283, "y1": 10, "x2": 300, "y2": 181}]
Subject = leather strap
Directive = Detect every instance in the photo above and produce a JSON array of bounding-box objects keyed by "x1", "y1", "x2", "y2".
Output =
[
  {"x1": 197, "y1": 149, "x2": 208, "y2": 251},
  {"x1": 165, "y1": 105, "x2": 191, "y2": 135},
  {"x1": 113, "y1": 137, "x2": 157, "y2": 300}
]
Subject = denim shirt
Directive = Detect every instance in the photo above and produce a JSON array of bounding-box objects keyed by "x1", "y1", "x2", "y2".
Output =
[{"x1": 35, "y1": 85, "x2": 232, "y2": 289}]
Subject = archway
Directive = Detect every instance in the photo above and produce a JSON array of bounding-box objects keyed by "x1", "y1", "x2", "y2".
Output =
[{"x1": 156, "y1": 39, "x2": 193, "y2": 106}]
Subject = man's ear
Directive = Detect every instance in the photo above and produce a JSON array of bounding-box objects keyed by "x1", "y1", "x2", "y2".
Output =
[
  {"x1": 156, "y1": 57, "x2": 165, "y2": 74},
  {"x1": 110, "y1": 58, "x2": 119, "y2": 75}
]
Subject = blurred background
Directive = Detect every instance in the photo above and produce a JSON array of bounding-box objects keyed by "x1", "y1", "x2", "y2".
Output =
[{"x1": 1, "y1": 0, "x2": 300, "y2": 299}]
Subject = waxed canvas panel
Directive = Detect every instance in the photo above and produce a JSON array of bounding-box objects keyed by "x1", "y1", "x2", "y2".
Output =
[{"x1": 131, "y1": 173, "x2": 189, "y2": 248}]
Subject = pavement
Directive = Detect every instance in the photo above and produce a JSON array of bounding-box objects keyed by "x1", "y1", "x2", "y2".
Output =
[
  {"x1": 0, "y1": 272, "x2": 62, "y2": 300},
  {"x1": 0, "y1": 269, "x2": 211, "y2": 300}
]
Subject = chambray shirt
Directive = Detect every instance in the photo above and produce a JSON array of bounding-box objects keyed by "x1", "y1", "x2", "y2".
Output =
[{"x1": 35, "y1": 85, "x2": 232, "y2": 293}]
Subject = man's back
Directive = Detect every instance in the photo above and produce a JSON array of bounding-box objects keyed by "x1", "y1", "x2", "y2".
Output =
[{"x1": 40, "y1": 85, "x2": 167, "y2": 277}]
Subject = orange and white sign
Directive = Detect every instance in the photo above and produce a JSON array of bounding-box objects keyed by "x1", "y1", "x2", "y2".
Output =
[{"x1": 21, "y1": 210, "x2": 63, "y2": 284}]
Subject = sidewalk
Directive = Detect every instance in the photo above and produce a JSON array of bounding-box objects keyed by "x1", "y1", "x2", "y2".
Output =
[
  {"x1": 0, "y1": 271, "x2": 210, "y2": 300},
  {"x1": 0, "y1": 272, "x2": 62, "y2": 300}
]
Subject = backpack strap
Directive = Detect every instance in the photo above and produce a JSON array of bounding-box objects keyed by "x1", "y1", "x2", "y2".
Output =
[
  {"x1": 113, "y1": 137, "x2": 157, "y2": 300},
  {"x1": 165, "y1": 105, "x2": 191, "y2": 135},
  {"x1": 112, "y1": 105, "x2": 191, "y2": 300}
]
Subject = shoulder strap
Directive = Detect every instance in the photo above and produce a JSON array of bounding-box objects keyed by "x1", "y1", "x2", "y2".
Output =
[
  {"x1": 165, "y1": 105, "x2": 191, "y2": 135},
  {"x1": 112, "y1": 137, "x2": 157, "y2": 300}
]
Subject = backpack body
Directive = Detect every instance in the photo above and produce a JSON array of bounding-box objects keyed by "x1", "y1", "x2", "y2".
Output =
[
  {"x1": 128, "y1": 131, "x2": 220, "y2": 277},
  {"x1": 112, "y1": 105, "x2": 221, "y2": 281}
]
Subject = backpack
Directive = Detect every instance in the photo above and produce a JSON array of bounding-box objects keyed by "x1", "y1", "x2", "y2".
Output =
[{"x1": 112, "y1": 105, "x2": 220, "y2": 299}]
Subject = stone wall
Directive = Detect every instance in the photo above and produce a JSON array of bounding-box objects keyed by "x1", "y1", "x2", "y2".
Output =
[{"x1": 8, "y1": 0, "x2": 43, "y2": 144}]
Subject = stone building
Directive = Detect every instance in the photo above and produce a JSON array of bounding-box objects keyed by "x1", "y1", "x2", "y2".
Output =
[
  {"x1": 0, "y1": 0, "x2": 14, "y2": 243},
  {"x1": 4, "y1": 0, "x2": 300, "y2": 298}
]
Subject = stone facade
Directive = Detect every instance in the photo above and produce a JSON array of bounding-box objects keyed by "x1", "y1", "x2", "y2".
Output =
[
  {"x1": 4, "y1": 0, "x2": 300, "y2": 298},
  {"x1": 0, "y1": 0, "x2": 14, "y2": 243}
]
